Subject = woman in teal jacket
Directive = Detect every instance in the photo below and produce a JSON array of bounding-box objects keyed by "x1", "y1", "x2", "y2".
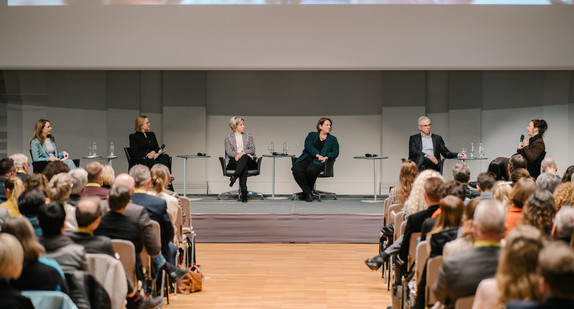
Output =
[
  {"x1": 292, "y1": 117, "x2": 339, "y2": 202},
  {"x1": 30, "y1": 119, "x2": 76, "y2": 170}
]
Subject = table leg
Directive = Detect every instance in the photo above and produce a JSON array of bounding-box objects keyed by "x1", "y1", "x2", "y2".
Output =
[
  {"x1": 361, "y1": 159, "x2": 384, "y2": 203},
  {"x1": 267, "y1": 156, "x2": 288, "y2": 200}
]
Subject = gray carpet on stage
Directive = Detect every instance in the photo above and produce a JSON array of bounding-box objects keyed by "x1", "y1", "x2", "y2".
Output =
[{"x1": 189, "y1": 195, "x2": 387, "y2": 244}]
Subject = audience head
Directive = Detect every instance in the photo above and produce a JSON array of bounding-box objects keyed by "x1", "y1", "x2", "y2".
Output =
[
  {"x1": 69, "y1": 168, "x2": 88, "y2": 195},
  {"x1": 510, "y1": 177, "x2": 537, "y2": 208},
  {"x1": 396, "y1": 160, "x2": 419, "y2": 204},
  {"x1": 462, "y1": 199, "x2": 480, "y2": 239},
  {"x1": 440, "y1": 180, "x2": 465, "y2": 201},
  {"x1": 46, "y1": 172, "x2": 72, "y2": 205},
  {"x1": 129, "y1": 164, "x2": 151, "y2": 189},
  {"x1": 108, "y1": 185, "x2": 131, "y2": 212},
  {"x1": 536, "y1": 172, "x2": 559, "y2": 193},
  {"x1": 0, "y1": 157, "x2": 16, "y2": 177},
  {"x1": 423, "y1": 176, "x2": 445, "y2": 205},
  {"x1": 32, "y1": 119, "x2": 54, "y2": 142},
  {"x1": 473, "y1": 199, "x2": 506, "y2": 240},
  {"x1": 134, "y1": 115, "x2": 149, "y2": 132},
  {"x1": 150, "y1": 164, "x2": 170, "y2": 194},
  {"x1": 509, "y1": 154, "x2": 527, "y2": 175},
  {"x1": 537, "y1": 241, "x2": 574, "y2": 299},
  {"x1": 316, "y1": 117, "x2": 333, "y2": 132},
  {"x1": 113, "y1": 173, "x2": 136, "y2": 193},
  {"x1": 519, "y1": 189, "x2": 556, "y2": 236},
  {"x1": 492, "y1": 180, "x2": 513, "y2": 208},
  {"x1": 553, "y1": 182, "x2": 574, "y2": 212},
  {"x1": 42, "y1": 161, "x2": 70, "y2": 181},
  {"x1": 511, "y1": 168, "x2": 531, "y2": 184},
  {"x1": 0, "y1": 233, "x2": 24, "y2": 280},
  {"x1": 452, "y1": 163, "x2": 471, "y2": 184},
  {"x1": 4, "y1": 176, "x2": 25, "y2": 202},
  {"x1": 76, "y1": 197, "x2": 102, "y2": 229},
  {"x1": 541, "y1": 158, "x2": 558, "y2": 175},
  {"x1": 37, "y1": 202, "x2": 66, "y2": 236},
  {"x1": 24, "y1": 173, "x2": 49, "y2": 195},
  {"x1": 430, "y1": 195, "x2": 464, "y2": 235},
  {"x1": 2, "y1": 217, "x2": 45, "y2": 266},
  {"x1": 495, "y1": 225, "x2": 545, "y2": 306},
  {"x1": 405, "y1": 169, "x2": 443, "y2": 216},
  {"x1": 552, "y1": 206, "x2": 574, "y2": 243},
  {"x1": 17, "y1": 188, "x2": 46, "y2": 217},
  {"x1": 476, "y1": 172, "x2": 495, "y2": 193},
  {"x1": 530, "y1": 119, "x2": 548, "y2": 137},
  {"x1": 85, "y1": 161, "x2": 103, "y2": 184},
  {"x1": 488, "y1": 159, "x2": 509, "y2": 181},
  {"x1": 9, "y1": 153, "x2": 29, "y2": 174},
  {"x1": 228, "y1": 116, "x2": 245, "y2": 132},
  {"x1": 101, "y1": 165, "x2": 115, "y2": 188},
  {"x1": 562, "y1": 165, "x2": 574, "y2": 183}
]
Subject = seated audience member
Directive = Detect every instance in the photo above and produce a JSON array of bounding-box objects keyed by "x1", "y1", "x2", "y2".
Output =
[
  {"x1": 68, "y1": 168, "x2": 88, "y2": 207},
  {"x1": 443, "y1": 199, "x2": 479, "y2": 258},
  {"x1": 536, "y1": 172, "x2": 559, "y2": 193},
  {"x1": 505, "y1": 177, "x2": 537, "y2": 237},
  {"x1": 541, "y1": 158, "x2": 561, "y2": 183},
  {"x1": 42, "y1": 160, "x2": 70, "y2": 181},
  {"x1": 10, "y1": 153, "x2": 29, "y2": 182},
  {"x1": 46, "y1": 173, "x2": 77, "y2": 231},
  {"x1": 511, "y1": 168, "x2": 531, "y2": 185},
  {"x1": 0, "y1": 176, "x2": 25, "y2": 217},
  {"x1": 552, "y1": 182, "x2": 574, "y2": 212},
  {"x1": 150, "y1": 164, "x2": 180, "y2": 227},
  {"x1": 24, "y1": 173, "x2": 49, "y2": 198},
  {"x1": 129, "y1": 164, "x2": 176, "y2": 264},
  {"x1": 433, "y1": 199, "x2": 505, "y2": 309},
  {"x1": 380, "y1": 160, "x2": 419, "y2": 237},
  {"x1": 488, "y1": 159, "x2": 509, "y2": 182},
  {"x1": 421, "y1": 180, "x2": 465, "y2": 240},
  {"x1": 473, "y1": 225, "x2": 545, "y2": 309},
  {"x1": 0, "y1": 157, "x2": 17, "y2": 202},
  {"x1": 506, "y1": 242, "x2": 574, "y2": 309},
  {"x1": 518, "y1": 190, "x2": 556, "y2": 237},
  {"x1": 37, "y1": 201, "x2": 87, "y2": 272},
  {"x1": 508, "y1": 154, "x2": 528, "y2": 180},
  {"x1": 475, "y1": 172, "x2": 495, "y2": 200},
  {"x1": 452, "y1": 162, "x2": 479, "y2": 200},
  {"x1": 68, "y1": 197, "x2": 114, "y2": 256},
  {"x1": 492, "y1": 180, "x2": 513, "y2": 209},
  {"x1": 101, "y1": 165, "x2": 114, "y2": 190},
  {"x1": 95, "y1": 185, "x2": 188, "y2": 285},
  {"x1": 561, "y1": 165, "x2": 574, "y2": 183},
  {"x1": 2, "y1": 217, "x2": 68, "y2": 294},
  {"x1": 551, "y1": 206, "x2": 574, "y2": 244},
  {"x1": 0, "y1": 233, "x2": 34, "y2": 309},
  {"x1": 82, "y1": 162, "x2": 109, "y2": 200},
  {"x1": 17, "y1": 189, "x2": 46, "y2": 236}
]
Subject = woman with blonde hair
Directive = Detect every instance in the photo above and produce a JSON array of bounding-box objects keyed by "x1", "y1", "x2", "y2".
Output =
[
  {"x1": 382, "y1": 160, "x2": 419, "y2": 234},
  {"x1": 504, "y1": 177, "x2": 537, "y2": 237},
  {"x1": 129, "y1": 115, "x2": 172, "y2": 172},
  {"x1": 225, "y1": 116, "x2": 258, "y2": 203},
  {"x1": 46, "y1": 173, "x2": 77, "y2": 231},
  {"x1": 473, "y1": 225, "x2": 545, "y2": 309},
  {"x1": 0, "y1": 233, "x2": 34, "y2": 309},
  {"x1": 150, "y1": 164, "x2": 180, "y2": 233},
  {"x1": 0, "y1": 176, "x2": 25, "y2": 217},
  {"x1": 101, "y1": 164, "x2": 115, "y2": 189},
  {"x1": 404, "y1": 169, "x2": 443, "y2": 216},
  {"x1": 492, "y1": 180, "x2": 512, "y2": 209}
]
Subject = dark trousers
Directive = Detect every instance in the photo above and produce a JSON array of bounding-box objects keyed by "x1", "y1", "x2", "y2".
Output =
[
  {"x1": 227, "y1": 155, "x2": 257, "y2": 191},
  {"x1": 292, "y1": 158, "x2": 324, "y2": 195},
  {"x1": 414, "y1": 156, "x2": 440, "y2": 172},
  {"x1": 145, "y1": 154, "x2": 172, "y2": 173}
]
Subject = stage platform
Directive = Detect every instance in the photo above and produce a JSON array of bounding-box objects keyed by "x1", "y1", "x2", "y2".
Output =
[{"x1": 188, "y1": 195, "x2": 387, "y2": 244}]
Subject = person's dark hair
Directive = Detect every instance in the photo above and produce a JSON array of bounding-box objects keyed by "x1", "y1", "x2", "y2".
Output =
[
  {"x1": 488, "y1": 159, "x2": 509, "y2": 181},
  {"x1": 316, "y1": 117, "x2": 332, "y2": 132},
  {"x1": 531, "y1": 119, "x2": 548, "y2": 137},
  {"x1": 17, "y1": 188, "x2": 46, "y2": 217},
  {"x1": 42, "y1": 161, "x2": 70, "y2": 181},
  {"x1": 440, "y1": 180, "x2": 465, "y2": 201},
  {"x1": 108, "y1": 185, "x2": 131, "y2": 212},
  {"x1": 37, "y1": 201, "x2": 66, "y2": 236},
  {"x1": 519, "y1": 189, "x2": 556, "y2": 236},
  {"x1": 510, "y1": 177, "x2": 537, "y2": 208},
  {"x1": 562, "y1": 165, "x2": 574, "y2": 183},
  {"x1": 477, "y1": 172, "x2": 496, "y2": 192},
  {"x1": 452, "y1": 163, "x2": 471, "y2": 183},
  {"x1": 509, "y1": 154, "x2": 527, "y2": 174},
  {"x1": 424, "y1": 177, "x2": 446, "y2": 202},
  {"x1": 75, "y1": 198, "x2": 102, "y2": 228},
  {"x1": 0, "y1": 158, "x2": 15, "y2": 176},
  {"x1": 537, "y1": 241, "x2": 574, "y2": 298},
  {"x1": 511, "y1": 168, "x2": 531, "y2": 184}
]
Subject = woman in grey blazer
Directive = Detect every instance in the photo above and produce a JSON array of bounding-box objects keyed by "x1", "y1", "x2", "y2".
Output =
[{"x1": 225, "y1": 116, "x2": 257, "y2": 203}]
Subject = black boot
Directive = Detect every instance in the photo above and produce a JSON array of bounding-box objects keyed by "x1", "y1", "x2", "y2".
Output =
[
  {"x1": 241, "y1": 189, "x2": 248, "y2": 203},
  {"x1": 305, "y1": 192, "x2": 313, "y2": 202},
  {"x1": 229, "y1": 175, "x2": 237, "y2": 187}
]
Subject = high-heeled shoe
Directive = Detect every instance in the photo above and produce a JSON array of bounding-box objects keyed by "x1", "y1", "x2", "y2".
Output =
[
  {"x1": 229, "y1": 175, "x2": 237, "y2": 187},
  {"x1": 241, "y1": 190, "x2": 248, "y2": 203}
]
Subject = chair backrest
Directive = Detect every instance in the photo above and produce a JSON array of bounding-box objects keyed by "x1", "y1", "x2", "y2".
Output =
[
  {"x1": 124, "y1": 147, "x2": 132, "y2": 160},
  {"x1": 386, "y1": 203, "x2": 404, "y2": 227},
  {"x1": 175, "y1": 203, "x2": 183, "y2": 240},
  {"x1": 455, "y1": 296, "x2": 475, "y2": 309},
  {"x1": 426, "y1": 256, "x2": 444, "y2": 307},
  {"x1": 415, "y1": 240, "x2": 429, "y2": 286},
  {"x1": 111, "y1": 239, "x2": 137, "y2": 286},
  {"x1": 438, "y1": 158, "x2": 445, "y2": 174},
  {"x1": 29, "y1": 149, "x2": 49, "y2": 173},
  {"x1": 151, "y1": 220, "x2": 161, "y2": 243},
  {"x1": 394, "y1": 210, "x2": 404, "y2": 241},
  {"x1": 22, "y1": 290, "x2": 78, "y2": 309},
  {"x1": 85, "y1": 253, "x2": 128, "y2": 309},
  {"x1": 219, "y1": 156, "x2": 263, "y2": 177},
  {"x1": 179, "y1": 196, "x2": 192, "y2": 229},
  {"x1": 407, "y1": 232, "x2": 421, "y2": 270}
]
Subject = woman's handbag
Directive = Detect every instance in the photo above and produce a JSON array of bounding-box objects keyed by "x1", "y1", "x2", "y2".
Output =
[{"x1": 176, "y1": 265, "x2": 204, "y2": 294}]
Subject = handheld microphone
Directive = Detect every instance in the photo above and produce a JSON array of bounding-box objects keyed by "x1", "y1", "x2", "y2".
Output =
[
  {"x1": 159, "y1": 144, "x2": 165, "y2": 152},
  {"x1": 519, "y1": 135, "x2": 524, "y2": 143}
]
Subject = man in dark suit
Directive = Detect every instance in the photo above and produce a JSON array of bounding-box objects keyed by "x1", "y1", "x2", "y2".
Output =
[
  {"x1": 408, "y1": 116, "x2": 464, "y2": 172},
  {"x1": 433, "y1": 199, "x2": 505, "y2": 309},
  {"x1": 506, "y1": 241, "x2": 574, "y2": 309},
  {"x1": 129, "y1": 164, "x2": 175, "y2": 264}
]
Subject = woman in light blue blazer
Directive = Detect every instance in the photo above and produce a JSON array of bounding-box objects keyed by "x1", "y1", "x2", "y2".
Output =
[{"x1": 30, "y1": 119, "x2": 76, "y2": 170}]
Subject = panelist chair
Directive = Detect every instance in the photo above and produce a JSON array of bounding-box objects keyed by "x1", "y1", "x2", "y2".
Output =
[
  {"x1": 124, "y1": 147, "x2": 146, "y2": 171},
  {"x1": 217, "y1": 157, "x2": 264, "y2": 201},
  {"x1": 290, "y1": 157, "x2": 337, "y2": 202}
]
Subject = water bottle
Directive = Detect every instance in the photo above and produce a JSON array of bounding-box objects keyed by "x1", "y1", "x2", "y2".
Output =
[
  {"x1": 92, "y1": 141, "x2": 97, "y2": 156},
  {"x1": 478, "y1": 142, "x2": 484, "y2": 158},
  {"x1": 109, "y1": 141, "x2": 115, "y2": 156}
]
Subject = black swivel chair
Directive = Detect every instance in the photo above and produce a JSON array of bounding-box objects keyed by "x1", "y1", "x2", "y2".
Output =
[
  {"x1": 29, "y1": 149, "x2": 79, "y2": 173},
  {"x1": 217, "y1": 157, "x2": 264, "y2": 200},
  {"x1": 124, "y1": 147, "x2": 146, "y2": 171},
  {"x1": 290, "y1": 157, "x2": 337, "y2": 202}
]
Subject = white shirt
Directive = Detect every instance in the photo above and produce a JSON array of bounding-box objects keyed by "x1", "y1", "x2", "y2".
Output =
[{"x1": 235, "y1": 132, "x2": 244, "y2": 154}]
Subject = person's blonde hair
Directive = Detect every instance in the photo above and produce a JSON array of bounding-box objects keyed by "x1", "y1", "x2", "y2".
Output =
[
  {"x1": 0, "y1": 233, "x2": 24, "y2": 280},
  {"x1": 553, "y1": 182, "x2": 574, "y2": 212},
  {"x1": 228, "y1": 116, "x2": 245, "y2": 132},
  {"x1": 134, "y1": 115, "x2": 148, "y2": 132},
  {"x1": 46, "y1": 173, "x2": 72, "y2": 205},
  {"x1": 519, "y1": 190, "x2": 556, "y2": 236},
  {"x1": 395, "y1": 160, "x2": 419, "y2": 204},
  {"x1": 101, "y1": 165, "x2": 115, "y2": 188},
  {"x1": 404, "y1": 169, "x2": 443, "y2": 217},
  {"x1": 495, "y1": 225, "x2": 545, "y2": 309},
  {"x1": 492, "y1": 181, "x2": 513, "y2": 209},
  {"x1": 150, "y1": 164, "x2": 170, "y2": 194},
  {"x1": 4, "y1": 176, "x2": 25, "y2": 205},
  {"x1": 2, "y1": 217, "x2": 45, "y2": 267}
]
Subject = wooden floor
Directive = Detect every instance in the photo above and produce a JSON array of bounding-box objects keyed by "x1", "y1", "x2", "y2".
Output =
[{"x1": 166, "y1": 243, "x2": 392, "y2": 309}]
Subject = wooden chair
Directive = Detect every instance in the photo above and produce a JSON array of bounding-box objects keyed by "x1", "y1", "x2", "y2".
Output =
[
  {"x1": 415, "y1": 240, "x2": 429, "y2": 287},
  {"x1": 407, "y1": 232, "x2": 421, "y2": 272},
  {"x1": 150, "y1": 221, "x2": 170, "y2": 303},
  {"x1": 179, "y1": 196, "x2": 196, "y2": 267},
  {"x1": 111, "y1": 239, "x2": 137, "y2": 286},
  {"x1": 426, "y1": 256, "x2": 443, "y2": 307},
  {"x1": 85, "y1": 253, "x2": 128, "y2": 309},
  {"x1": 455, "y1": 295, "x2": 475, "y2": 309}
]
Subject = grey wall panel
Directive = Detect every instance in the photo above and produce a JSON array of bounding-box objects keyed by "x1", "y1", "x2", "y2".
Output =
[
  {"x1": 448, "y1": 71, "x2": 483, "y2": 110},
  {"x1": 47, "y1": 71, "x2": 107, "y2": 110},
  {"x1": 106, "y1": 71, "x2": 141, "y2": 110},
  {"x1": 382, "y1": 72, "x2": 426, "y2": 108},
  {"x1": 163, "y1": 71, "x2": 207, "y2": 107},
  {"x1": 483, "y1": 71, "x2": 545, "y2": 110}
]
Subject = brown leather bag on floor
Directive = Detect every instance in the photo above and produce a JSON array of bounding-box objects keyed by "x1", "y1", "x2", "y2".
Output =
[{"x1": 176, "y1": 266, "x2": 203, "y2": 294}]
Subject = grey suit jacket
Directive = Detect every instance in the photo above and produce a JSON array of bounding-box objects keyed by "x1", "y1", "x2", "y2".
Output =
[
  {"x1": 433, "y1": 245, "x2": 500, "y2": 309},
  {"x1": 224, "y1": 132, "x2": 256, "y2": 165}
]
